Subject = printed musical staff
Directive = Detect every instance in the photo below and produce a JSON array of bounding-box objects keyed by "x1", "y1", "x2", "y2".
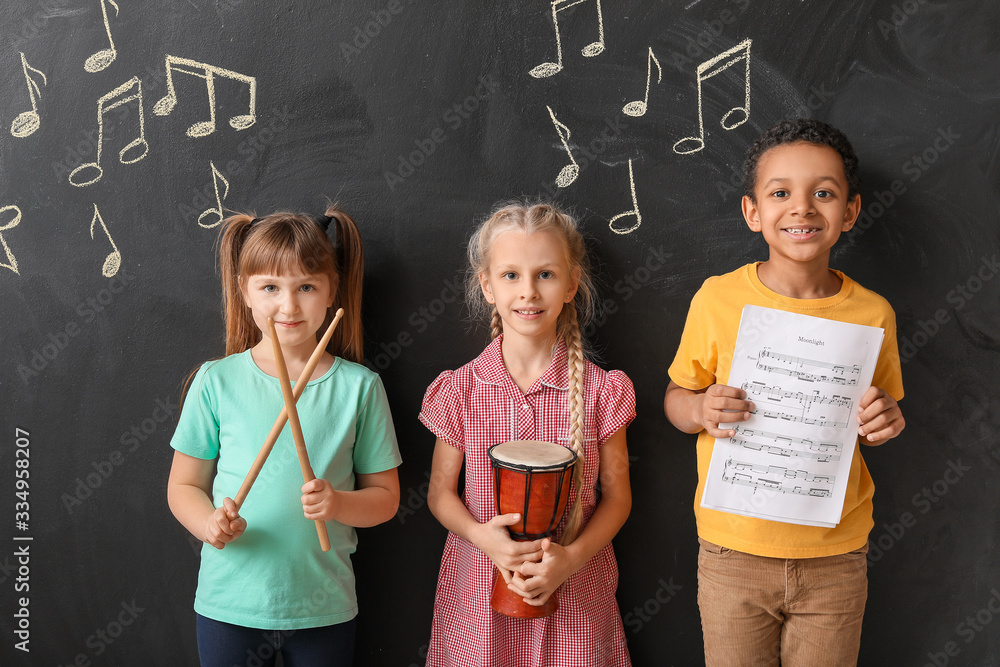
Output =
[
  {"x1": 756, "y1": 348, "x2": 861, "y2": 386},
  {"x1": 673, "y1": 38, "x2": 751, "y2": 155},
  {"x1": 529, "y1": 0, "x2": 605, "y2": 78},
  {"x1": 546, "y1": 106, "x2": 580, "y2": 187},
  {"x1": 742, "y1": 381, "x2": 853, "y2": 411},
  {"x1": 198, "y1": 162, "x2": 230, "y2": 229},
  {"x1": 69, "y1": 77, "x2": 150, "y2": 187},
  {"x1": 11, "y1": 53, "x2": 47, "y2": 139},
  {"x1": 622, "y1": 47, "x2": 661, "y2": 117},
  {"x1": 722, "y1": 459, "x2": 833, "y2": 498},
  {"x1": 153, "y1": 55, "x2": 257, "y2": 137},
  {"x1": 0, "y1": 205, "x2": 23, "y2": 275},
  {"x1": 608, "y1": 159, "x2": 641, "y2": 235},
  {"x1": 89, "y1": 204, "x2": 121, "y2": 278},
  {"x1": 85, "y1": 0, "x2": 119, "y2": 73},
  {"x1": 729, "y1": 425, "x2": 843, "y2": 463}
]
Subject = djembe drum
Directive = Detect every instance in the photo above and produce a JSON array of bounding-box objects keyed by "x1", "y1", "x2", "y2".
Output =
[{"x1": 487, "y1": 440, "x2": 577, "y2": 619}]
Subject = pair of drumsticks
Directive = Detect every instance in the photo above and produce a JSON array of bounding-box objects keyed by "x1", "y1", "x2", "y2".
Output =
[{"x1": 231, "y1": 308, "x2": 345, "y2": 553}]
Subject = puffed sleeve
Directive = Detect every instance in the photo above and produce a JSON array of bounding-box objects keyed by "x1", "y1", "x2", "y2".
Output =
[
  {"x1": 418, "y1": 371, "x2": 466, "y2": 451},
  {"x1": 595, "y1": 369, "x2": 636, "y2": 444}
]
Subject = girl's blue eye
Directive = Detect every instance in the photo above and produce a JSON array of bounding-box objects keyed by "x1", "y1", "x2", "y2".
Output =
[
  {"x1": 263, "y1": 285, "x2": 277, "y2": 293},
  {"x1": 300, "y1": 284, "x2": 315, "y2": 293},
  {"x1": 502, "y1": 271, "x2": 517, "y2": 280},
  {"x1": 539, "y1": 271, "x2": 554, "y2": 280}
]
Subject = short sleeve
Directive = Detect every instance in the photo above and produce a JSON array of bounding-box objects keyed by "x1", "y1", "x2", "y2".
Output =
[
  {"x1": 873, "y1": 305, "x2": 905, "y2": 402},
  {"x1": 418, "y1": 371, "x2": 465, "y2": 451},
  {"x1": 667, "y1": 284, "x2": 719, "y2": 391},
  {"x1": 596, "y1": 370, "x2": 636, "y2": 444},
  {"x1": 170, "y1": 361, "x2": 222, "y2": 460},
  {"x1": 353, "y1": 375, "x2": 403, "y2": 474}
]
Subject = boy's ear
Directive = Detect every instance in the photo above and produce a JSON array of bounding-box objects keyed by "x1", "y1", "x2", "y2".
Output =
[
  {"x1": 479, "y1": 272, "x2": 494, "y2": 303},
  {"x1": 742, "y1": 196, "x2": 762, "y2": 232},
  {"x1": 842, "y1": 194, "x2": 861, "y2": 231}
]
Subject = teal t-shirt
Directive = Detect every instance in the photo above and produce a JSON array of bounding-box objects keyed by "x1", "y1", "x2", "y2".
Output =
[{"x1": 171, "y1": 350, "x2": 402, "y2": 629}]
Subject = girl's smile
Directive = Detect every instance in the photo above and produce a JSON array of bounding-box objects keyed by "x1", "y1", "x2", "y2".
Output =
[{"x1": 241, "y1": 270, "x2": 335, "y2": 358}]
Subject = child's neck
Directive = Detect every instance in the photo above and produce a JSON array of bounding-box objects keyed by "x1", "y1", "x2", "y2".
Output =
[
  {"x1": 756, "y1": 258, "x2": 843, "y2": 299},
  {"x1": 500, "y1": 330, "x2": 559, "y2": 395},
  {"x1": 250, "y1": 339, "x2": 334, "y2": 383}
]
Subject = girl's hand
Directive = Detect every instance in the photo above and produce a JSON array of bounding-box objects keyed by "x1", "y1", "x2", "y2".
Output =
[
  {"x1": 204, "y1": 497, "x2": 246, "y2": 549},
  {"x1": 473, "y1": 513, "x2": 543, "y2": 584},
  {"x1": 301, "y1": 479, "x2": 339, "y2": 522},
  {"x1": 509, "y1": 538, "x2": 577, "y2": 606},
  {"x1": 857, "y1": 386, "x2": 905, "y2": 445}
]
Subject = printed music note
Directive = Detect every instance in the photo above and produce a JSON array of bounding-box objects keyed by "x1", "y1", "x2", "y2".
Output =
[
  {"x1": 622, "y1": 47, "x2": 661, "y2": 117},
  {"x1": 89, "y1": 204, "x2": 121, "y2": 277},
  {"x1": 11, "y1": 53, "x2": 47, "y2": 138},
  {"x1": 673, "y1": 38, "x2": 752, "y2": 155},
  {"x1": 529, "y1": 0, "x2": 605, "y2": 78},
  {"x1": 546, "y1": 106, "x2": 579, "y2": 187},
  {"x1": 608, "y1": 159, "x2": 641, "y2": 235},
  {"x1": 84, "y1": 0, "x2": 119, "y2": 73},
  {"x1": 69, "y1": 77, "x2": 150, "y2": 188},
  {"x1": 153, "y1": 55, "x2": 257, "y2": 137},
  {"x1": 0, "y1": 206, "x2": 22, "y2": 275},
  {"x1": 198, "y1": 162, "x2": 230, "y2": 229}
]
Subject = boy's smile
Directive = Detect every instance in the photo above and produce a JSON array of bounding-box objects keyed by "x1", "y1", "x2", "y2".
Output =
[{"x1": 742, "y1": 141, "x2": 860, "y2": 296}]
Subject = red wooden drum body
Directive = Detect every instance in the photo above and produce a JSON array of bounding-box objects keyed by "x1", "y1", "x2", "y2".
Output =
[{"x1": 487, "y1": 440, "x2": 577, "y2": 619}]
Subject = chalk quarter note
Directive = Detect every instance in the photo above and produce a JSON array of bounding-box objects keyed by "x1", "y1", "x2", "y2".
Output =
[
  {"x1": 11, "y1": 53, "x2": 47, "y2": 138},
  {"x1": 529, "y1": 0, "x2": 605, "y2": 78},
  {"x1": 198, "y1": 162, "x2": 230, "y2": 229},
  {"x1": 153, "y1": 55, "x2": 257, "y2": 137},
  {"x1": 546, "y1": 106, "x2": 579, "y2": 187},
  {"x1": 608, "y1": 159, "x2": 641, "y2": 235},
  {"x1": 673, "y1": 38, "x2": 751, "y2": 155},
  {"x1": 622, "y1": 47, "x2": 661, "y2": 117},
  {"x1": 0, "y1": 205, "x2": 23, "y2": 275},
  {"x1": 89, "y1": 204, "x2": 121, "y2": 277},
  {"x1": 84, "y1": 0, "x2": 119, "y2": 73},
  {"x1": 69, "y1": 77, "x2": 149, "y2": 188}
]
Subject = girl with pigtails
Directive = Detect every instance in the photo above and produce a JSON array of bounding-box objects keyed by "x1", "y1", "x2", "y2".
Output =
[
  {"x1": 167, "y1": 208, "x2": 401, "y2": 667},
  {"x1": 421, "y1": 202, "x2": 635, "y2": 666}
]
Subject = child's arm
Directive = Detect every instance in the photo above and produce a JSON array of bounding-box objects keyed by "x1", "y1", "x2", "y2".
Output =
[
  {"x1": 509, "y1": 427, "x2": 632, "y2": 606},
  {"x1": 300, "y1": 469, "x2": 400, "y2": 527},
  {"x1": 167, "y1": 450, "x2": 246, "y2": 549},
  {"x1": 426, "y1": 438, "x2": 544, "y2": 584},
  {"x1": 663, "y1": 380, "x2": 754, "y2": 437},
  {"x1": 857, "y1": 386, "x2": 905, "y2": 446}
]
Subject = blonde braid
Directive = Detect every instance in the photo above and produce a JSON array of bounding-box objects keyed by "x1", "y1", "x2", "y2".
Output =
[
  {"x1": 559, "y1": 302, "x2": 586, "y2": 546},
  {"x1": 490, "y1": 307, "x2": 503, "y2": 340}
]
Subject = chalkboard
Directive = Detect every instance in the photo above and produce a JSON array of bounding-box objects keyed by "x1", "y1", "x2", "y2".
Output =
[{"x1": 2, "y1": 1, "x2": 998, "y2": 664}]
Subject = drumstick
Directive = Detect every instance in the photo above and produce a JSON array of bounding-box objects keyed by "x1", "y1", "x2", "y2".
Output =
[
  {"x1": 234, "y1": 308, "x2": 343, "y2": 510},
  {"x1": 267, "y1": 317, "x2": 332, "y2": 552}
]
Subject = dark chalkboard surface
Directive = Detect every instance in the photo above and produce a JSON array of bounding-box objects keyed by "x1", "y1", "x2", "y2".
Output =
[{"x1": 2, "y1": 1, "x2": 998, "y2": 664}]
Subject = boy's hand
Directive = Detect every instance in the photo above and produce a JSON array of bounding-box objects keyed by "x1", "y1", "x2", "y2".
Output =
[
  {"x1": 204, "y1": 497, "x2": 246, "y2": 549},
  {"x1": 857, "y1": 386, "x2": 904, "y2": 445},
  {"x1": 302, "y1": 479, "x2": 339, "y2": 522},
  {"x1": 697, "y1": 384, "x2": 755, "y2": 438}
]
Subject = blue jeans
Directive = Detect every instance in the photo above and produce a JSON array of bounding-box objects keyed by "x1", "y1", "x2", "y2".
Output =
[{"x1": 196, "y1": 614, "x2": 356, "y2": 667}]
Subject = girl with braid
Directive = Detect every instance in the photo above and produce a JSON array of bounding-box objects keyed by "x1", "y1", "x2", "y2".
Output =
[{"x1": 420, "y1": 202, "x2": 635, "y2": 666}]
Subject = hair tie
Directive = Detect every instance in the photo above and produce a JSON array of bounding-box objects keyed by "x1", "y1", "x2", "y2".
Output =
[
  {"x1": 315, "y1": 215, "x2": 333, "y2": 231},
  {"x1": 249, "y1": 217, "x2": 262, "y2": 226}
]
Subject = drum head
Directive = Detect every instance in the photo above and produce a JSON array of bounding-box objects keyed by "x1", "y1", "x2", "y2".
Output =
[{"x1": 489, "y1": 440, "x2": 575, "y2": 470}]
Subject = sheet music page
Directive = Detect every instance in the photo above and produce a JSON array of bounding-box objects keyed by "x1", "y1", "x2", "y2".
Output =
[{"x1": 701, "y1": 305, "x2": 885, "y2": 527}]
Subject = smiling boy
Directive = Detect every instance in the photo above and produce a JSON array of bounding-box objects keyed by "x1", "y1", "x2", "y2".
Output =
[{"x1": 664, "y1": 119, "x2": 906, "y2": 666}]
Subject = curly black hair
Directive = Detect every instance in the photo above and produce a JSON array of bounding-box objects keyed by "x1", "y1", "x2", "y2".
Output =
[{"x1": 743, "y1": 118, "x2": 860, "y2": 202}]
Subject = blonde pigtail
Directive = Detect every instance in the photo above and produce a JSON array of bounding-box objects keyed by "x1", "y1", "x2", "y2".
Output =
[
  {"x1": 558, "y1": 302, "x2": 587, "y2": 546},
  {"x1": 490, "y1": 307, "x2": 503, "y2": 341}
]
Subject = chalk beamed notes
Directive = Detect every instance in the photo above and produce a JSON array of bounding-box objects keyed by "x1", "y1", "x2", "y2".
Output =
[
  {"x1": 0, "y1": 205, "x2": 23, "y2": 275},
  {"x1": 546, "y1": 106, "x2": 579, "y2": 187},
  {"x1": 69, "y1": 77, "x2": 149, "y2": 187},
  {"x1": 198, "y1": 162, "x2": 230, "y2": 229},
  {"x1": 673, "y1": 38, "x2": 751, "y2": 155},
  {"x1": 89, "y1": 204, "x2": 121, "y2": 278},
  {"x1": 153, "y1": 55, "x2": 256, "y2": 138},
  {"x1": 529, "y1": 0, "x2": 605, "y2": 78},
  {"x1": 622, "y1": 47, "x2": 662, "y2": 117},
  {"x1": 85, "y1": 0, "x2": 119, "y2": 73},
  {"x1": 11, "y1": 53, "x2": 47, "y2": 138},
  {"x1": 608, "y1": 159, "x2": 641, "y2": 235}
]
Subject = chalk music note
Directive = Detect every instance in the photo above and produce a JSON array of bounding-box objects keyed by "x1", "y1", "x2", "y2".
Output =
[
  {"x1": 69, "y1": 77, "x2": 150, "y2": 188},
  {"x1": 546, "y1": 106, "x2": 579, "y2": 187},
  {"x1": 84, "y1": 0, "x2": 119, "y2": 73},
  {"x1": 11, "y1": 53, "x2": 47, "y2": 138},
  {"x1": 608, "y1": 159, "x2": 641, "y2": 235},
  {"x1": 198, "y1": 162, "x2": 230, "y2": 229},
  {"x1": 89, "y1": 204, "x2": 121, "y2": 277},
  {"x1": 153, "y1": 55, "x2": 257, "y2": 137},
  {"x1": 0, "y1": 206, "x2": 22, "y2": 275},
  {"x1": 673, "y1": 38, "x2": 752, "y2": 155},
  {"x1": 529, "y1": 0, "x2": 605, "y2": 78},
  {"x1": 622, "y1": 47, "x2": 661, "y2": 117}
]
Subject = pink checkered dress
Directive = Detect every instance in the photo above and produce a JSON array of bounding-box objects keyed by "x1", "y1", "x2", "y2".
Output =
[{"x1": 419, "y1": 336, "x2": 636, "y2": 667}]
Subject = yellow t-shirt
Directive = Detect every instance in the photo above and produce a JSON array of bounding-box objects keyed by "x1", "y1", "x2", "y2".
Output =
[{"x1": 668, "y1": 263, "x2": 904, "y2": 558}]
